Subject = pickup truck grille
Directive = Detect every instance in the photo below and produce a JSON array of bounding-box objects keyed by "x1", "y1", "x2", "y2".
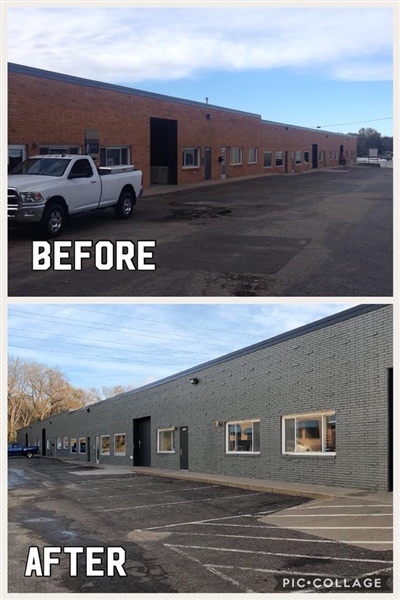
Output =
[{"x1": 8, "y1": 187, "x2": 20, "y2": 218}]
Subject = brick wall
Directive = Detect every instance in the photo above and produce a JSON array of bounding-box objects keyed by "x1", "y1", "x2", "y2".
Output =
[
  {"x1": 19, "y1": 305, "x2": 392, "y2": 491},
  {"x1": 8, "y1": 66, "x2": 357, "y2": 189}
]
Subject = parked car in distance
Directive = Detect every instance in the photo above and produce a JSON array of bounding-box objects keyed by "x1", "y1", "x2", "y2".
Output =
[{"x1": 8, "y1": 441, "x2": 40, "y2": 458}]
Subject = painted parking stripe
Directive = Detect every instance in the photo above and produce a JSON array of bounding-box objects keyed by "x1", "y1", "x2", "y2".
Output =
[
  {"x1": 98, "y1": 491, "x2": 265, "y2": 512},
  {"x1": 165, "y1": 544, "x2": 392, "y2": 564},
  {"x1": 267, "y1": 513, "x2": 392, "y2": 517},
  {"x1": 288, "y1": 504, "x2": 392, "y2": 509},
  {"x1": 158, "y1": 531, "x2": 393, "y2": 545},
  {"x1": 206, "y1": 564, "x2": 348, "y2": 579},
  {"x1": 77, "y1": 485, "x2": 216, "y2": 501},
  {"x1": 141, "y1": 513, "x2": 254, "y2": 530}
]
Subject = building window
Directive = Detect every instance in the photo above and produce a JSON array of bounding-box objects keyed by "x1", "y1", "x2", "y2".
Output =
[
  {"x1": 304, "y1": 151, "x2": 310, "y2": 164},
  {"x1": 157, "y1": 428, "x2": 176, "y2": 453},
  {"x1": 334, "y1": 151, "x2": 338, "y2": 160},
  {"x1": 226, "y1": 420, "x2": 260, "y2": 453},
  {"x1": 79, "y1": 437, "x2": 86, "y2": 453},
  {"x1": 329, "y1": 151, "x2": 333, "y2": 160},
  {"x1": 101, "y1": 435, "x2": 110, "y2": 455},
  {"x1": 63, "y1": 436, "x2": 69, "y2": 449},
  {"x1": 295, "y1": 151, "x2": 302, "y2": 164},
  {"x1": 39, "y1": 146, "x2": 81, "y2": 155},
  {"x1": 282, "y1": 412, "x2": 336, "y2": 454},
  {"x1": 71, "y1": 438, "x2": 77, "y2": 454},
  {"x1": 182, "y1": 148, "x2": 200, "y2": 168},
  {"x1": 263, "y1": 151, "x2": 272, "y2": 168},
  {"x1": 275, "y1": 151, "x2": 284, "y2": 167},
  {"x1": 57, "y1": 437, "x2": 62, "y2": 450},
  {"x1": 100, "y1": 147, "x2": 129, "y2": 167},
  {"x1": 248, "y1": 148, "x2": 257, "y2": 164},
  {"x1": 114, "y1": 433, "x2": 126, "y2": 456},
  {"x1": 230, "y1": 147, "x2": 242, "y2": 165},
  {"x1": 46, "y1": 439, "x2": 50, "y2": 450},
  {"x1": 319, "y1": 151, "x2": 324, "y2": 161}
]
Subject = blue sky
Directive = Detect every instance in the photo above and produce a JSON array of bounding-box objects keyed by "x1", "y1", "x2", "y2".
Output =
[
  {"x1": 8, "y1": 303, "x2": 357, "y2": 391},
  {"x1": 7, "y1": 6, "x2": 393, "y2": 136}
]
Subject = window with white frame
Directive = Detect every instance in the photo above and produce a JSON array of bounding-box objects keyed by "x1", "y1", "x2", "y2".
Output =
[
  {"x1": 230, "y1": 147, "x2": 242, "y2": 165},
  {"x1": 329, "y1": 151, "x2": 333, "y2": 160},
  {"x1": 263, "y1": 151, "x2": 272, "y2": 168},
  {"x1": 226, "y1": 420, "x2": 260, "y2": 453},
  {"x1": 295, "y1": 151, "x2": 302, "y2": 164},
  {"x1": 319, "y1": 151, "x2": 324, "y2": 161},
  {"x1": 182, "y1": 148, "x2": 200, "y2": 168},
  {"x1": 57, "y1": 437, "x2": 62, "y2": 450},
  {"x1": 71, "y1": 438, "x2": 77, "y2": 453},
  {"x1": 157, "y1": 428, "x2": 176, "y2": 453},
  {"x1": 334, "y1": 150, "x2": 338, "y2": 160},
  {"x1": 282, "y1": 412, "x2": 336, "y2": 454},
  {"x1": 248, "y1": 147, "x2": 257, "y2": 164},
  {"x1": 275, "y1": 151, "x2": 284, "y2": 167},
  {"x1": 63, "y1": 436, "x2": 69, "y2": 449},
  {"x1": 101, "y1": 435, "x2": 110, "y2": 455},
  {"x1": 79, "y1": 437, "x2": 86, "y2": 453},
  {"x1": 47, "y1": 439, "x2": 50, "y2": 450},
  {"x1": 100, "y1": 147, "x2": 130, "y2": 167},
  {"x1": 114, "y1": 433, "x2": 126, "y2": 455}
]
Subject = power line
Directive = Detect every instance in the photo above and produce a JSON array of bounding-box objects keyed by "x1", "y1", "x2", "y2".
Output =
[
  {"x1": 316, "y1": 117, "x2": 392, "y2": 129},
  {"x1": 53, "y1": 305, "x2": 260, "y2": 339}
]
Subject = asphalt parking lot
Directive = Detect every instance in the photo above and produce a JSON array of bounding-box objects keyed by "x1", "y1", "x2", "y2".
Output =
[
  {"x1": 8, "y1": 166, "x2": 392, "y2": 297},
  {"x1": 8, "y1": 459, "x2": 393, "y2": 593}
]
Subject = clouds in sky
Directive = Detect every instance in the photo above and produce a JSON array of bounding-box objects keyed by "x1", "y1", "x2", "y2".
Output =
[
  {"x1": 7, "y1": 7, "x2": 392, "y2": 84},
  {"x1": 8, "y1": 303, "x2": 357, "y2": 392}
]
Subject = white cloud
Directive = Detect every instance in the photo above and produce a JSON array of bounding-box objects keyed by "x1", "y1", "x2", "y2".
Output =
[{"x1": 7, "y1": 7, "x2": 392, "y2": 83}]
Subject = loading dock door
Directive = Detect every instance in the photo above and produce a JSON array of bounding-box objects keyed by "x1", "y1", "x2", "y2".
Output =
[
  {"x1": 180, "y1": 426, "x2": 189, "y2": 470},
  {"x1": 133, "y1": 417, "x2": 151, "y2": 466},
  {"x1": 150, "y1": 117, "x2": 178, "y2": 185}
]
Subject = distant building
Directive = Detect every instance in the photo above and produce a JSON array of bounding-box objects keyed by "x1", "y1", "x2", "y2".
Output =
[
  {"x1": 18, "y1": 304, "x2": 393, "y2": 492},
  {"x1": 8, "y1": 63, "x2": 357, "y2": 189}
]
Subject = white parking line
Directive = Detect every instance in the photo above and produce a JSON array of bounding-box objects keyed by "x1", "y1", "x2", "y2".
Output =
[
  {"x1": 141, "y1": 513, "x2": 254, "y2": 531},
  {"x1": 77, "y1": 485, "x2": 216, "y2": 501},
  {"x1": 167, "y1": 538, "x2": 255, "y2": 593},
  {"x1": 158, "y1": 531, "x2": 393, "y2": 545},
  {"x1": 288, "y1": 504, "x2": 392, "y2": 509},
  {"x1": 98, "y1": 491, "x2": 265, "y2": 512},
  {"x1": 165, "y1": 544, "x2": 392, "y2": 564},
  {"x1": 267, "y1": 513, "x2": 392, "y2": 518},
  {"x1": 207, "y1": 564, "x2": 347, "y2": 579}
]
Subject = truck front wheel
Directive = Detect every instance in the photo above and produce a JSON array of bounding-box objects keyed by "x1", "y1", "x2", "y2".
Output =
[
  {"x1": 114, "y1": 190, "x2": 134, "y2": 219},
  {"x1": 41, "y1": 204, "x2": 65, "y2": 237}
]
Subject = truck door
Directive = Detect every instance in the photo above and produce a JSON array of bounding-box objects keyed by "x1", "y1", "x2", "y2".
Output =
[{"x1": 66, "y1": 158, "x2": 101, "y2": 214}]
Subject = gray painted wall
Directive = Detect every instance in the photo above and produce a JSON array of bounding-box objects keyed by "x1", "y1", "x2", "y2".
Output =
[{"x1": 18, "y1": 305, "x2": 392, "y2": 490}]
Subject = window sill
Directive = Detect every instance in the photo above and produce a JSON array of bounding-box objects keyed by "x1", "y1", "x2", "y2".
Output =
[
  {"x1": 226, "y1": 451, "x2": 260, "y2": 456},
  {"x1": 157, "y1": 451, "x2": 176, "y2": 454},
  {"x1": 182, "y1": 166, "x2": 200, "y2": 170},
  {"x1": 283, "y1": 452, "x2": 336, "y2": 457}
]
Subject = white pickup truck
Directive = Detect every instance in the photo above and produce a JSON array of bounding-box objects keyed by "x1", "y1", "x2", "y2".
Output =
[{"x1": 8, "y1": 155, "x2": 143, "y2": 237}]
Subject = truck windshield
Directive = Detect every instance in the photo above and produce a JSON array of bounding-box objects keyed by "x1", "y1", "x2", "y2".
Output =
[{"x1": 10, "y1": 158, "x2": 71, "y2": 177}]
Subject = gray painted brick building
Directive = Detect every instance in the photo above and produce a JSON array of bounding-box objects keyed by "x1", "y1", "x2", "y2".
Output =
[{"x1": 18, "y1": 304, "x2": 393, "y2": 491}]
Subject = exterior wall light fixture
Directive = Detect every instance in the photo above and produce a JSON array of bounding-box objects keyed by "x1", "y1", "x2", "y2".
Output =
[
  {"x1": 215, "y1": 420, "x2": 223, "y2": 427},
  {"x1": 206, "y1": 114, "x2": 213, "y2": 120},
  {"x1": 189, "y1": 377, "x2": 199, "y2": 385}
]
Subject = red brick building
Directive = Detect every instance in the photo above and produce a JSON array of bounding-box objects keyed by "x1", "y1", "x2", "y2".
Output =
[{"x1": 8, "y1": 63, "x2": 357, "y2": 190}]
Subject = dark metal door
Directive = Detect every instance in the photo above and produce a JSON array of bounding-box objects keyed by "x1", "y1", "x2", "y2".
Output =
[
  {"x1": 87, "y1": 437, "x2": 91, "y2": 462},
  {"x1": 205, "y1": 147, "x2": 212, "y2": 180},
  {"x1": 180, "y1": 426, "x2": 189, "y2": 470},
  {"x1": 312, "y1": 144, "x2": 318, "y2": 168},
  {"x1": 133, "y1": 417, "x2": 151, "y2": 466},
  {"x1": 41, "y1": 428, "x2": 46, "y2": 456},
  {"x1": 388, "y1": 368, "x2": 393, "y2": 492},
  {"x1": 95, "y1": 436, "x2": 100, "y2": 464}
]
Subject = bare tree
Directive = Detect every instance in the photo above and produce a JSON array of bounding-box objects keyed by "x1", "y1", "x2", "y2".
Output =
[{"x1": 8, "y1": 357, "x2": 85, "y2": 440}]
